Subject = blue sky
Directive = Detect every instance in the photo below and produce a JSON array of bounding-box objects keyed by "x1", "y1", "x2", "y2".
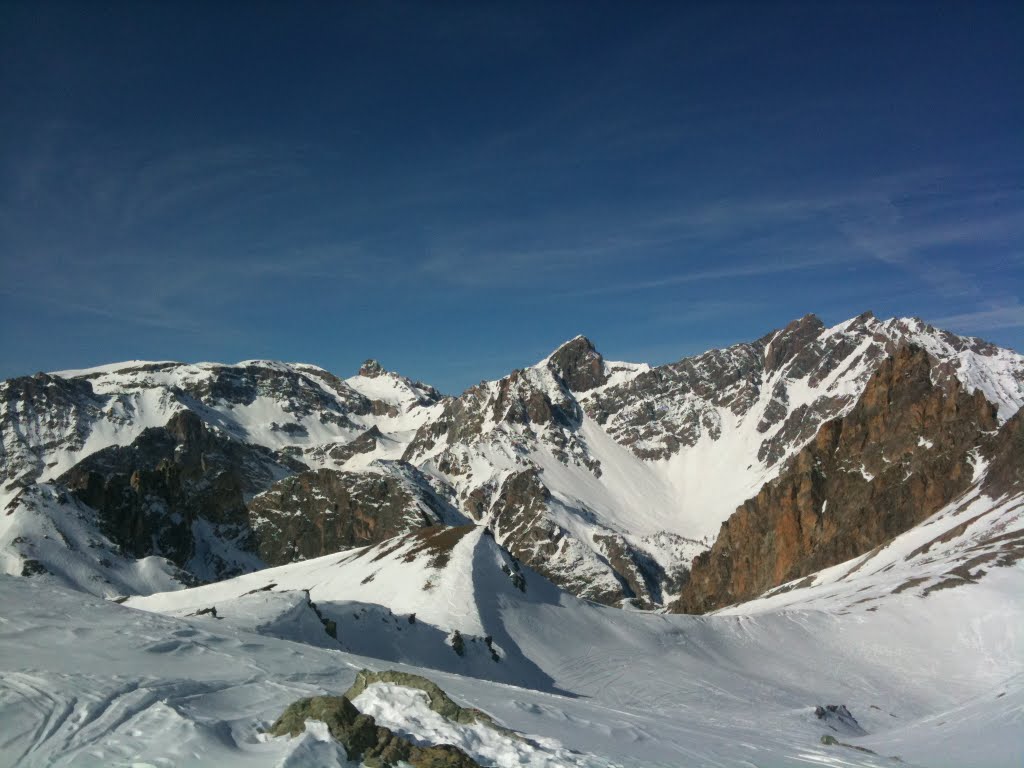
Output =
[{"x1": 1, "y1": 2, "x2": 1022, "y2": 393}]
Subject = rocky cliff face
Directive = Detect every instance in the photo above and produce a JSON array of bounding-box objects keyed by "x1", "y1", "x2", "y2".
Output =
[
  {"x1": 60, "y1": 411, "x2": 302, "y2": 579},
  {"x1": 583, "y1": 312, "x2": 1019, "y2": 465},
  {"x1": 546, "y1": 336, "x2": 608, "y2": 392},
  {"x1": 248, "y1": 462, "x2": 463, "y2": 564},
  {"x1": 673, "y1": 344, "x2": 1000, "y2": 614},
  {"x1": 1, "y1": 372, "x2": 152, "y2": 495},
  {"x1": 981, "y1": 406, "x2": 1024, "y2": 498}
]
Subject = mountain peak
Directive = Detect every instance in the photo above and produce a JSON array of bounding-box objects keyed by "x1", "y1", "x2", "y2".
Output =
[
  {"x1": 359, "y1": 359, "x2": 387, "y2": 378},
  {"x1": 547, "y1": 336, "x2": 607, "y2": 392},
  {"x1": 763, "y1": 314, "x2": 825, "y2": 372}
]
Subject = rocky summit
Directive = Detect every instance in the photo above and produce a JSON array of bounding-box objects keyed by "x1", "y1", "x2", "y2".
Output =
[{"x1": 1, "y1": 313, "x2": 1023, "y2": 611}]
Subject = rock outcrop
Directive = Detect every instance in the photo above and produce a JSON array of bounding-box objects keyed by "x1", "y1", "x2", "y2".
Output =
[
  {"x1": 60, "y1": 411, "x2": 301, "y2": 578},
  {"x1": 673, "y1": 344, "x2": 999, "y2": 613},
  {"x1": 982, "y1": 405, "x2": 1024, "y2": 497},
  {"x1": 547, "y1": 336, "x2": 608, "y2": 392},
  {"x1": 248, "y1": 462, "x2": 461, "y2": 564},
  {"x1": 343, "y1": 669, "x2": 513, "y2": 733},
  {"x1": 270, "y1": 693, "x2": 481, "y2": 767},
  {"x1": 0, "y1": 372, "x2": 110, "y2": 493}
]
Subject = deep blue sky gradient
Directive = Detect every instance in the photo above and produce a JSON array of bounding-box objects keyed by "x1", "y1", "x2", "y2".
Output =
[{"x1": 2, "y1": 1, "x2": 1022, "y2": 393}]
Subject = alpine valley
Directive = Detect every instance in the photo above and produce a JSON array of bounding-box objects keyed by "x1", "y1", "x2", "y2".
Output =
[{"x1": 2, "y1": 312, "x2": 1022, "y2": 767}]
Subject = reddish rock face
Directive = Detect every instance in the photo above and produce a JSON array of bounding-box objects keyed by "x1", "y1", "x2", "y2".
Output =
[
  {"x1": 673, "y1": 344, "x2": 1000, "y2": 614},
  {"x1": 982, "y1": 406, "x2": 1024, "y2": 498}
]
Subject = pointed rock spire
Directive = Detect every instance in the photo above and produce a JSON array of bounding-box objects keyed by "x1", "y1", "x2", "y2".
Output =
[
  {"x1": 547, "y1": 335, "x2": 607, "y2": 392},
  {"x1": 764, "y1": 314, "x2": 826, "y2": 373},
  {"x1": 358, "y1": 359, "x2": 386, "y2": 378}
]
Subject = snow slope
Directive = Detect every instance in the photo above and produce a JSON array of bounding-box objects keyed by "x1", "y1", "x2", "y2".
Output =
[
  {"x1": 116, "y1": 504, "x2": 1024, "y2": 765},
  {"x1": 127, "y1": 526, "x2": 564, "y2": 690},
  {"x1": 3, "y1": 526, "x2": 1022, "y2": 767},
  {"x1": 0, "y1": 483, "x2": 190, "y2": 597}
]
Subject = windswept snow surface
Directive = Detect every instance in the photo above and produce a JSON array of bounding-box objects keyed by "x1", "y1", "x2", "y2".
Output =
[
  {"x1": 80, "y1": 522, "x2": 1024, "y2": 767},
  {"x1": 2, "y1": 542, "x2": 1022, "y2": 767}
]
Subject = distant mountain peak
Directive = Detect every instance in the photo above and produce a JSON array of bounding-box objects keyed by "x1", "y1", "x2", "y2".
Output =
[
  {"x1": 546, "y1": 335, "x2": 607, "y2": 392},
  {"x1": 763, "y1": 313, "x2": 825, "y2": 372},
  {"x1": 359, "y1": 359, "x2": 387, "y2": 378}
]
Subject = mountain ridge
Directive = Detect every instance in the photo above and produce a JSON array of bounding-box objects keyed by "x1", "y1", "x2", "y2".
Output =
[{"x1": 3, "y1": 312, "x2": 1022, "y2": 609}]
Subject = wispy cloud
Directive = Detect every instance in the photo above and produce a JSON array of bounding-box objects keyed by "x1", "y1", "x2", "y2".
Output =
[
  {"x1": 552, "y1": 252, "x2": 849, "y2": 299},
  {"x1": 421, "y1": 168, "x2": 1024, "y2": 303},
  {"x1": 934, "y1": 301, "x2": 1024, "y2": 332}
]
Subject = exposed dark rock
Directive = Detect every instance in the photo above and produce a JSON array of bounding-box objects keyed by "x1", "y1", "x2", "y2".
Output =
[
  {"x1": 269, "y1": 693, "x2": 481, "y2": 767},
  {"x1": 490, "y1": 369, "x2": 580, "y2": 429},
  {"x1": 359, "y1": 359, "x2": 386, "y2": 378},
  {"x1": 547, "y1": 336, "x2": 608, "y2": 392},
  {"x1": 593, "y1": 533, "x2": 663, "y2": 607},
  {"x1": 173, "y1": 364, "x2": 374, "y2": 424},
  {"x1": 982, "y1": 405, "x2": 1024, "y2": 497},
  {"x1": 673, "y1": 344, "x2": 999, "y2": 613},
  {"x1": 400, "y1": 525, "x2": 476, "y2": 570},
  {"x1": 303, "y1": 591, "x2": 339, "y2": 639},
  {"x1": 321, "y1": 426, "x2": 384, "y2": 464},
  {"x1": 402, "y1": 384, "x2": 491, "y2": 462},
  {"x1": 249, "y1": 464, "x2": 460, "y2": 565},
  {"x1": 819, "y1": 734, "x2": 879, "y2": 755},
  {"x1": 814, "y1": 704, "x2": 866, "y2": 736},
  {"x1": 764, "y1": 314, "x2": 826, "y2": 374},
  {"x1": 485, "y1": 469, "x2": 666, "y2": 604},
  {"x1": 586, "y1": 341, "x2": 766, "y2": 460},
  {"x1": 0, "y1": 373, "x2": 108, "y2": 488},
  {"x1": 59, "y1": 411, "x2": 301, "y2": 578},
  {"x1": 450, "y1": 629, "x2": 465, "y2": 656},
  {"x1": 20, "y1": 558, "x2": 48, "y2": 576},
  {"x1": 343, "y1": 669, "x2": 512, "y2": 732}
]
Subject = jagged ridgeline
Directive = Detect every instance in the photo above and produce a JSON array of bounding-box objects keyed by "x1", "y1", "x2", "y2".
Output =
[{"x1": 2, "y1": 313, "x2": 1023, "y2": 609}]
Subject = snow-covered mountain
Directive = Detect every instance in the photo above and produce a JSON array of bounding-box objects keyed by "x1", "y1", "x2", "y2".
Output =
[
  {"x1": 401, "y1": 312, "x2": 1024, "y2": 605},
  {"x1": 0, "y1": 359, "x2": 450, "y2": 593},
  {"x1": 2, "y1": 312, "x2": 1023, "y2": 607},
  {"x1": 2, "y1": 311, "x2": 1023, "y2": 767},
  {"x1": 126, "y1": 525, "x2": 563, "y2": 690}
]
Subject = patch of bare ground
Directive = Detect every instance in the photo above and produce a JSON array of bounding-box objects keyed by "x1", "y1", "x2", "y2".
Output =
[
  {"x1": 402, "y1": 525, "x2": 476, "y2": 568},
  {"x1": 892, "y1": 576, "x2": 929, "y2": 594},
  {"x1": 905, "y1": 511, "x2": 990, "y2": 560}
]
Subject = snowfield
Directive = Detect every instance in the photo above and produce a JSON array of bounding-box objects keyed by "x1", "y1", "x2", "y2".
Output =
[{"x1": 2, "y1": 518, "x2": 1021, "y2": 767}]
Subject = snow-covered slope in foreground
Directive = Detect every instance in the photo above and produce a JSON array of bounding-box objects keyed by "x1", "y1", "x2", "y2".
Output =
[
  {"x1": 3, "y1": 520, "x2": 1009, "y2": 767},
  {"x1": 127, "y1": 526, "x2": 565, "y2": 690}
]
